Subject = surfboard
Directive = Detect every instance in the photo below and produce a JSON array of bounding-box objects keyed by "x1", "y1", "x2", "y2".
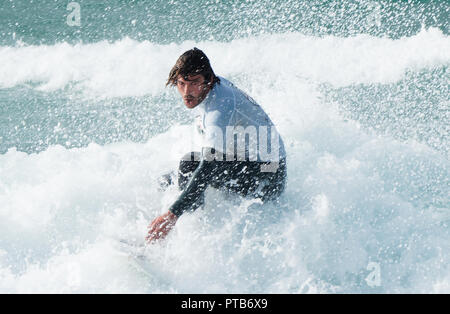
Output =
[
  {"x1": 115, "y1": 239, "x2": 162, "y2": 280},
  {"x1": 114, "y1": 238, "x2": 175, "y2": 290}
]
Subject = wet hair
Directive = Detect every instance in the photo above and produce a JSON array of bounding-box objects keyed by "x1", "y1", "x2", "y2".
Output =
[{"x1": 166, "y1": 47, "x2": 220, "y2": 87}]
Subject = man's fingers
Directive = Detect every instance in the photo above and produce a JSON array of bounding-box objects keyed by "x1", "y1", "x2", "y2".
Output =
[
  {"x1": 146, "y1": 230, "x2": 159, "y2": 242},
  {"x1": 146, "y1": 212, "x2": 177, "y2": 243},
  {"x1": 148, "y1": 217, "x2": 162, "y2": 232},
  {"x1": 147, "y1": 226, "x2": 156, "y2": 237},
  {"x1": 147, "y1": 225, "x2": 169, "y2": 242},
  {"x1": 147, "y1": 223, "x2": 164, "y2": 242}
]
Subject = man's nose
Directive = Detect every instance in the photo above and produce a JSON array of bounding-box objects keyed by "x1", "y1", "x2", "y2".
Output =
[{"x1": 184, "y1": 83, "x2": 193, "y2": 94}]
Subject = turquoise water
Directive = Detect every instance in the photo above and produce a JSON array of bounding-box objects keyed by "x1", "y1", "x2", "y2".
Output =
[
  {"x1": 0, "y1": 0, "x2": 449, "y2": 293},
  {"x1": 0, "y1": 0, "x2": 448, "y2": 46},
  {"x1": 1, "y1": 0, "x2": 449, "y2": 154}
]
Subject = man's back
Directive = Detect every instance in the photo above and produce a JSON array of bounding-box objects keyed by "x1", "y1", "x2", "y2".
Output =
[{"x1": 195, "y1": 77, "x2": 286, "y2": 162}]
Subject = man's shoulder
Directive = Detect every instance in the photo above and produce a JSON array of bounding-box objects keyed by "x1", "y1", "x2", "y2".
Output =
[
  {"x1": 217, "y1": 77, "x2": 259, "y2": 105},
  {"x1": 215, "y1": 77, "x2": 241, "y2": 95},
  {"x1": 209, "y1": 76, "x2": 264, "y2": 115},
  {"x1": 207, "y1": 78, "x2": 235, "y2": 108},
  {"x1": 212, "y1": 77, "x2": 233, "y2": 94}
]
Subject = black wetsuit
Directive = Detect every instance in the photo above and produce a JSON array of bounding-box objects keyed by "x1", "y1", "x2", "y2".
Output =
[{"x1": 169, "y1": 149, "x2": 287, "y2": 217}]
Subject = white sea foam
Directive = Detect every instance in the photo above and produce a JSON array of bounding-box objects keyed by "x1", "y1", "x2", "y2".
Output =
[
  {"x1": 0, "y1": 28, "x2": 448, "y2": 96},
  {"x1": 0, "y1": 121, "x2": 448, "y2": 293}
]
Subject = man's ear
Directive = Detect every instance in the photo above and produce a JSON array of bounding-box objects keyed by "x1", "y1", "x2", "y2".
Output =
[
  {"x1": 204, "y1": 76, "x2": 214, "y2": 88},
  {"x1": 206, "y1": 76, "x2": 214, "y2": 88}
]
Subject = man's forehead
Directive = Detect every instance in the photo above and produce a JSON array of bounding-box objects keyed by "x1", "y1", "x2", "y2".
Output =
[{"x1": 177, "y1": 74, "x2": 204, "y2": 81}]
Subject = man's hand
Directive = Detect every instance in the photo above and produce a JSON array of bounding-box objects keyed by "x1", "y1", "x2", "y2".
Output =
[{"x1": 146, "y1": 211, "x2": 178, "y2": 243}]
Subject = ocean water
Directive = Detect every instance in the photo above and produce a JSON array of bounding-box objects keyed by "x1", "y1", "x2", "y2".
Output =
[{"x1": 0, "y1": 0, "x2": 449, "y2": 293}]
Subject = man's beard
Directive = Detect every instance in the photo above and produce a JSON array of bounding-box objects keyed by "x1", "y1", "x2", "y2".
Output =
[{"x1": 184, "y1": 89, "x2": 208, "y2": 106}]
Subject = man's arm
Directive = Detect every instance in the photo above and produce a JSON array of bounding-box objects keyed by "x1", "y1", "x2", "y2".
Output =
[
  {"x1": 146, "y1": 148, "x2": 217, "y2": 242},
  {"x1": 169, "y1": 157, "x2": 209, "y2": 217}
]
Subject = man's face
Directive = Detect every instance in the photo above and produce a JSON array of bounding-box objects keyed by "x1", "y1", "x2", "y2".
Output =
[{"x1": 176, "y1": 74, "x2": 211, "y2": 109}]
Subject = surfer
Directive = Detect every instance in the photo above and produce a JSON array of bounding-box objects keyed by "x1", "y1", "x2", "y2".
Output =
[{"x1": 146, "y1": 48, "x2": 287, "y2": 242}]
